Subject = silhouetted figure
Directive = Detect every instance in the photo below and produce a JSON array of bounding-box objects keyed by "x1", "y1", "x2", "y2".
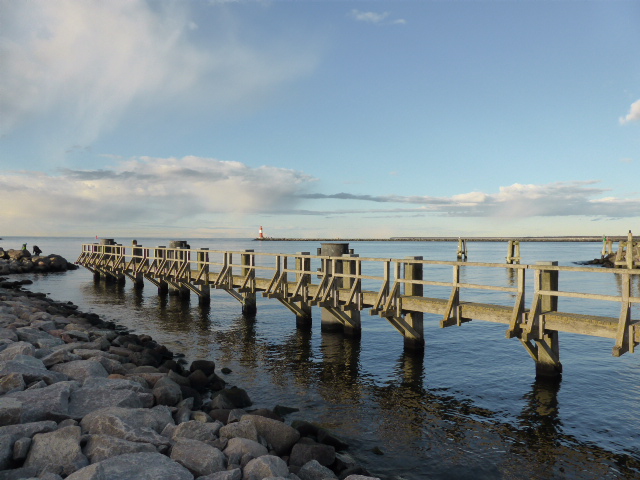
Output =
[{"x1": 33, "y1": 245, "x2": 42, "y2": 256}]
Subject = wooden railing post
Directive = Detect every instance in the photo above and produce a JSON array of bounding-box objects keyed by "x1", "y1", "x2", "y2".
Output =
[
  {"x1": 533, "y1": 261, "x2": 562, "y2": 379},
  {"x1": 341, "y1": 254, "x2": 361, "y2": 337}
]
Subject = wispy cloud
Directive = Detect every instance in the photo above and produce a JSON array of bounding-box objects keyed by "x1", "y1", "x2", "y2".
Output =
[
  {"x1": 349, "y1": 9, "x2": 405, "y2": 25},
  {"x1": 0, "y1": 1, "x2": 319, "y2": 143},
  {"x1": 619, "y1": 99, "x2": 640, "y2": 125}
]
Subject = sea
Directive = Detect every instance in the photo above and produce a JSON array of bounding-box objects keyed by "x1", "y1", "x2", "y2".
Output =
[{"x1": 2, "y1": 236, "x2": 640, "y2": 480}]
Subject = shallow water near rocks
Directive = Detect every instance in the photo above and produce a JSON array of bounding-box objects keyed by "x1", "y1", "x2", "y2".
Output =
[{"x1": 5, "y1": 236, "x2": 640, "y2": 479}]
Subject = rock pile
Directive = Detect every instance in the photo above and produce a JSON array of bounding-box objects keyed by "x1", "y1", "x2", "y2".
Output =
[
  {"x1": 0, "y1": 281, "x2": 381, "y2": 480},
  {"x1": 0, "y1": 248, "x2": 78, "y2": 275}
]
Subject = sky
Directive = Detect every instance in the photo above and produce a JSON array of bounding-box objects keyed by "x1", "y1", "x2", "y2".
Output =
[{"x1": 1, "y1": 0, "x2": 639, "y2": 239}]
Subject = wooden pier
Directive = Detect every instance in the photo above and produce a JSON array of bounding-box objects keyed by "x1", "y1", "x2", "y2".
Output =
[{"x1": 76, "y1": 240, "x2": 640, "y2": 379}]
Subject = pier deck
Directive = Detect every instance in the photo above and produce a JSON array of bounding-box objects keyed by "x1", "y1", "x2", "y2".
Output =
[{"x1": 76, "y1": 241, "x2": 640, "y2": 379}]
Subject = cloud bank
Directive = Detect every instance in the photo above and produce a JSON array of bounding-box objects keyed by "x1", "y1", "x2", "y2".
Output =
[
  {"x1": 349, "y1": 10, "x2": 406, "y2": 25},
  {"x1": 1, "y1": 155, "x2": 637, "y2": 236},
  {"x1": 297, "y1": 181, "x2": 640, "y2": 218},
  {"x1": 0, "y1": 0, "x2": 318, "y2": 142}
]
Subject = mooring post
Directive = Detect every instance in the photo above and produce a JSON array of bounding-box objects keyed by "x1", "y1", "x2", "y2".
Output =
[
  {"x1": 320, "y1": 243, "x2": 349, "y2": 332},
  {"x1": 241, "y1": 250, "x2": 257, "y2": 315},
  {"x1": 130, "y1": 241, "x2": 144, "y2": 289},
  {"x1": 295, "y1": 252, "x2": 312, "y2": 328},
  {"x1": 98, "y1": 239, "x2": 116, "y2": 283},
  {"x1": 456, "y1": 238, "x2": 467, "y2": 260},
  {"x1": 404, "y1": 256, "x2": 425, "y2": 351},
  {"x1": 341, "y1": 253, "x2": 361, "y2": 338},
  {"x1": 506, "y1": 240, "x2": 521, "y2": 264},
  {"x1": 534, "y1": 261, "x2": 562, "y2": 379}
]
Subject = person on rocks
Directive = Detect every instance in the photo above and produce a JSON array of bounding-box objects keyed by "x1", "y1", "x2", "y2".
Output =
[
  {"x1": 22, "y1": 243, "x2": 27, "y2": 251},
  {"x1": 33, "y1": 245, "x2": 42, "y2": 256}
]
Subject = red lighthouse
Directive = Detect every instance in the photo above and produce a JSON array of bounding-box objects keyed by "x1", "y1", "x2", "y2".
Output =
[{"x1": 258, "y1": 226, "x2": 264, "y2": 239}]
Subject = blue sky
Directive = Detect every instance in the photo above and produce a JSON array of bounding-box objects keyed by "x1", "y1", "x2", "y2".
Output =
[{"x1": 1, "y1": 0, "x2": 639, "y2": 238}]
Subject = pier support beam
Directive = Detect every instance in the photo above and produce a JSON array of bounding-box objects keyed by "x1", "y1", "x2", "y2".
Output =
[
  {"x1": 320, "y1": 243, "x2": 349, "y2": 333},
  {"x1": 241, "y1": 250, "x2": 257, "y2": 316},
  {"x1": 295, "y1": 253, "x2": 312, "y2": 328},
  {"x1": 522, "y1": 261, "x2": 562, "y2": 379},
  {"x1": 195, "y1": 249, "x2": 211, "y2": 305},
  {"x1": 404, "y1": 256, "x2": 425, "y2": 351},
  {"x1": 341, "y1": 254, "x2": 361, "y2": 338}
]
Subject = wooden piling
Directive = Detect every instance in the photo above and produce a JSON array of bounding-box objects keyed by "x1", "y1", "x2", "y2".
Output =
[{"x1": 403, "y1": 256, "x2": 425, "y2": 350}]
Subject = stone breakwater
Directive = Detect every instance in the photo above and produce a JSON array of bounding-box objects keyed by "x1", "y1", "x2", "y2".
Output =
[
  {"x1": 0, "y1": 248, "x2": 78, "y2": 275},
  {"x1": 0, "y1": 281, "x2": 384, "y2": 480}
]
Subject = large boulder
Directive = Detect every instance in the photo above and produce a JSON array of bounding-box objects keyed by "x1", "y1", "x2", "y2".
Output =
[
  {"x1": 83, "y1": 434, "x2": 157, "y2": 464},
  {"x1": 242, "y1": 455, "x2": 289, "y2": 480},
  {"x1": 50, "y1": 360, "x2": 109, "y2": 382},
  {"x1": 241, "y1": 415, "x2": 300, "y2": 456},
  {"x1": 5, "y1": 381, "x2": 77, "y2": 423},
  {"x1": 0, "y1": 341, "x2": 36, "y2": 361},
  {"x1": 152, "y1": 377, "x2": 182, "y2": 406},
  {"x1": 223, "y1": 437, "x2": 268, "y2": 465},
  {"x1": 298, "y1": 460, "x2": 337, "y2": 480},
  {"x1": 23, "y1": 425, "x2": 89, "y2": 476},
  {"x1": 289, "y1": 439, "x2": 336, "y2": 467},
  {"x1": 0, "y1": 355, "x2": 68, "y2": 385},
  {"x1": 171, "y1": 420, "x2": 222, "y2": 442},
  {"x1": 80, "y1": 407, "x2": 173, "y2": 446},
  {"x1": 65, "y1": 452, "x2": 193, "y2": 480},
  {"x1": 218, "y1": 419, "x2": 258, "y2": 442},
  {"x1": 170, "y1": 438, "x2": 226, "y2": 477}
]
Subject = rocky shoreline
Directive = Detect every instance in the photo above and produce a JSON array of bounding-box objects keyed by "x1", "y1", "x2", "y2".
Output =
[{"x1": 0, "y1": 267, "x2": 384, "y2": 479}]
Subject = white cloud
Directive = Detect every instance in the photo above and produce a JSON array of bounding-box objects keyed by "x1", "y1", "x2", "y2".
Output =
[
  {"x1": 619, "y1": 99, "x2": 640, "y2": 125},
  {"x1": 0, "y1": 156, "x2": 316, "y2": 234},
  {"x1": 0, "y1": 0, "x2": 319, "y2": 142},
  {"x1": 349, "y1": 10, "x2": 405, "y2": 25}
]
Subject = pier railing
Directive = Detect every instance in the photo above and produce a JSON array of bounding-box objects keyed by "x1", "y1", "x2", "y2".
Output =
[{"x1": 77, "y1": 242, "x2": 640, "y2": 378}]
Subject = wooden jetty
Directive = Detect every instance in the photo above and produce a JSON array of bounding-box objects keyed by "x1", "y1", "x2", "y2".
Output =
[{"x1": 76, "y1": 240, "x2": 640, "y2": 379}]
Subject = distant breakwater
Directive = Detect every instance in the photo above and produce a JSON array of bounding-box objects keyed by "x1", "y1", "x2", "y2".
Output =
[{"x1": 255, "y1": 236, "x2": 616, "y2": 243}]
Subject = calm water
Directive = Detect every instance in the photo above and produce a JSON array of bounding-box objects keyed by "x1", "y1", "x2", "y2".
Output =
[{"x1": 4, "y1": 236, "x2": 640, "y2": 479}]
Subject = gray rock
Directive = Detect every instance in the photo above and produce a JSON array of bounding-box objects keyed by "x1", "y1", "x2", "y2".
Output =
[
  {"x1": 0, "y1": 373, "x2": 25, "y2": 395},
  {"x1": 172, "y1": 420, "x2": 222, "y2": 442},
  {"x1": 343, "y1": 476, "x2": 381, "y2": 480},
  {"x1": 217, "y1": 387, "x2": 251, "y2": 409},
  {"x1": 297, "y1": 460, "x2": 337, "y2": 480},
  {"x1": 219, "y1": 420, "x2": 258, "y2": 442},
  {"x1": 0, "y1": 434, "x2": 13, "y2": 470},
  {"x1": 6, "y1": 381, "x2": 77, "y2": 423},
  {"x1": 241, "y1": 415, "x2": 300, "y2": 456},
  {"x1": 12, "y1": 436, "x2": 31, "y2": 460},
  {"x1": 50, "y1": 360, "x2": 109, "y2": 382},
  {"x1": 0, "y1": 420, "x2": 58, "y2": 439},
  {"x1": 0, "y1": 465, "x2": 40, "y2": 479},
  {"x1": 93, "y1": 356, "x2": 127, "y2": 375},
  {"x1": 41, "y1": 349, "x2": 82, "y2": 367},
  {"x1": 65, "y1": 452, "x2": 193, "y2": 480},
  {"x1": 168, "y1": 370, "x2": 191, "y2": 387},
  {"x1": 83, "y1": 434, "x2": 157, "y2": 463},
  {"x1": 73, "y1": 349, "x2": 121, "y2": 361},
  {"x1": 0, "y1": 355, "x2": 68, "y2": 385},
  {"x1": 153, "y1": 377, "x2": 182, "y2": 406},
  {"x1": 190, "y1": 360, "x2": 216, "y2": 376},
  {"x1": 15, "y1": 327, "x2": 64, "y2": 347},
  {"x1": 196, "y1": 468, "x2": 241, "y2": 480},
  {"x1": 223, "y1": 437, "x2": 268, "y2": 465},
  {"x1": 242, "y1": 455, "x2": 289, "y2": 480},
  {"x1": 191, "y1": 411, "x2": 212, "y2": 423},
  {"x1": 24, "y1": 425, "x2": 89, "y2": 476},
  {"x1": 289, "y1": 441, "x2": 335, "y2": 467},
  {"x1": 170, "y1": 438, "x2": 226, "y2": 477},
  {"x1": 0, "y1": 341, "x2": 36, "y2": 361},
  {"x1": 0, "y1": 398, "x2": 21, "y2": 427},
  {"x1": 80, "y1": 407, "x2": 173, "y2": 446},
  {"x1": 69, "y1": 388, "x2": 143, "y2": 420},
  {"x1": 210, "y1": 394, "x2": 235, "y2": 410},
  {"x1": 227, "y1": 409, "x2": 248, "y2": 424}
]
